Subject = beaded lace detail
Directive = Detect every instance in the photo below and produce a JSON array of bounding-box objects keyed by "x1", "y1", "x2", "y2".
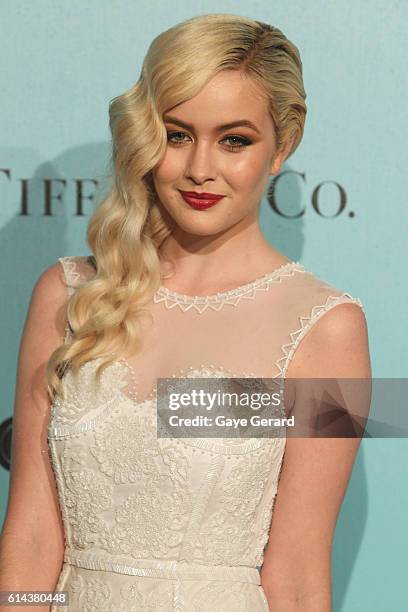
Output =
[{"x1": 153, "y1": 261, "x2": 305, "y2": 313}]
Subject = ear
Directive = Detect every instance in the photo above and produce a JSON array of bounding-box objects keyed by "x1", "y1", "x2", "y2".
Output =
[{"x1": 269, "y1": 137, "x2": 294, "y2": 175}]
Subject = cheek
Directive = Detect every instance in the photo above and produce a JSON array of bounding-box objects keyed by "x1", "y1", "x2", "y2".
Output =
[
  {"x1": 227, "y1": 154, "x2": 269, "y2": 192},
  {"x1": 152, "y1": 150, "x2": 184, "y2": 184}
]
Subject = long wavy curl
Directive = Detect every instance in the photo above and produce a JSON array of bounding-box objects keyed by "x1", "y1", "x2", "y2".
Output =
[{"x1": 45, "y1": 12, "x2": 307, "y2": 400}]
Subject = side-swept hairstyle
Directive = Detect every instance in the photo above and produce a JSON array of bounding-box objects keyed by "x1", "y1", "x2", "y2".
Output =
[{"x1": 46, "y1": 12, "x2": 307, "y2": 399}]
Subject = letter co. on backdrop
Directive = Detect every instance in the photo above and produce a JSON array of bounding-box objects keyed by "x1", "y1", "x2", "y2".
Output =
[{"x1": 0, "y1": 2, "x2": 406, "y2": 610}]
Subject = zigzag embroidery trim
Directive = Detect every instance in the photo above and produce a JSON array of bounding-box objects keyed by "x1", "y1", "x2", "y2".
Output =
[
  {"x1": 275, "y1": 292, "x2": 364, "y2": 378},
  {"x1": 58, "y1": 256, "x2": 82, "y2": 295},
  {"x1": 154, "y1": 262, "x2": 306, "y2": 313}
]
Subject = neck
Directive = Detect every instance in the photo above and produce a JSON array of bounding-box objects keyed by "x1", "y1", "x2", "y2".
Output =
[{"x1": 158, "y1": 217, "x2": 288, "y2": 292}]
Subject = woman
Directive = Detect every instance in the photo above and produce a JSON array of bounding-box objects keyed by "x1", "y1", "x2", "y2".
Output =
[{"x1": 0, "y1": 13, "x2": 371, "y2": 611}]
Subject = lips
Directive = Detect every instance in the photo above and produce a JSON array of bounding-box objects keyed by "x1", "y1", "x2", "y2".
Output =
[{"x1": 179, "y1": 190, "x2": 225, "y2": 210}]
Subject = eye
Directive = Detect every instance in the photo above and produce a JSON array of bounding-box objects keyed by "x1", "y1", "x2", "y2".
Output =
[
  {"x1": 221, "y1": 135, "x2": 252, "y2": 151},
  {"x1": 166, "y1": 131, "x2": 191, "y2": 145}
]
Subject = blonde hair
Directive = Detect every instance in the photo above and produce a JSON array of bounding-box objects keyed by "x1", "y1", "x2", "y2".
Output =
[{"x1": 46, "y1": 12, "x2": 307, "y2": 399}]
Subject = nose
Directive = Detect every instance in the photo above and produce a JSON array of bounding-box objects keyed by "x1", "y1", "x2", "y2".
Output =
[{"x1": 185, "y1": 141, "x2": 216, "y2": 184}]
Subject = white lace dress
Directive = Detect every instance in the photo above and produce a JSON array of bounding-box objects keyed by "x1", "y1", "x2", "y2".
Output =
[{"x1": 48, "y1": 256, "x2": 364, "y2": 611}]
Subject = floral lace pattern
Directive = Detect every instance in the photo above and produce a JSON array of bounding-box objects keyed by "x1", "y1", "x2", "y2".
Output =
[
  {"x1": 53, "y1": 567, "x2": 175, "y2": 612},
  {"x1": 196, "y1": 441, "x2": 282, "y2": 566},
  {"x1": 191, "y1": 581, "x2": 269, "y2": 612},
  {"x1": 49, "y1": 362, "x2": 284, "y2": 566},
  {"x1": 53, "y1": 407, "x2": 193, "y2": 558},
  {"x1": 50, "y1": 359, "x2": 129, "y2": 428}
]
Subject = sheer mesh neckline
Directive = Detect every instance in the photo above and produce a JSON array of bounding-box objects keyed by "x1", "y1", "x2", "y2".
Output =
[{"x1": 153, "y1": 261, "x2": 305, "y2": 313}]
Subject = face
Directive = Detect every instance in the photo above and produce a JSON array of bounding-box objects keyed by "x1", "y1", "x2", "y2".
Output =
[{"x1": 152, "y1": 69, "x2": 289, "y2": 237}]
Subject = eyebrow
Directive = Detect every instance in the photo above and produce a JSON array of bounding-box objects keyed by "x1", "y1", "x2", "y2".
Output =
[{"x1": 163, "y1": 114, "x2": 261, "y2": 135}]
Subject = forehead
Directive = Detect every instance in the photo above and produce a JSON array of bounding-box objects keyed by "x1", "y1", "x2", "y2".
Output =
[{"x1": 166, "y1": 70, "x2": 270, "y2": 127}]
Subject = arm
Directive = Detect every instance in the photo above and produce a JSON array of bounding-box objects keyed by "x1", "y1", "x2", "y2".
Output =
[
  {"x1": 0, "y1": 263, "x2": 69, "y2": 609},
  {"x1": 260, "y1": 302, "x2": 371, "y2": 611}
]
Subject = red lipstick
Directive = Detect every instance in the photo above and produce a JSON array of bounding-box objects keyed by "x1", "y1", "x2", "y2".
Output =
[{"x1": 179, "y1": 190, "x2": 225, "y2": 210}]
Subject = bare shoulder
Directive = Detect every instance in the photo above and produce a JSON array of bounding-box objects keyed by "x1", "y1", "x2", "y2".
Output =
[
  {"x1": 34, "y1": 260, "x2": 67, "y2": 294},
  {"x1": 287, "y1": 301, "x2": 371, "y2": 379}
]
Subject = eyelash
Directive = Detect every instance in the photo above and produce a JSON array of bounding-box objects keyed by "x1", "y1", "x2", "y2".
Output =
[{"x1": 166, "y1": 131, "x2": 252, "y2": 152}]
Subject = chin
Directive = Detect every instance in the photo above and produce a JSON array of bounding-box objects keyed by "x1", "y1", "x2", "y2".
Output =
[{"x1": 170, "y1": 213, "x2": 233, "y2": 237}]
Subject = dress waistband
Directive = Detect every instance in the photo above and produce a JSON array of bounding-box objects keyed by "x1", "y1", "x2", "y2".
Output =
[{"x1": 64, "y1": 549, "x2": 261, "y2": 585}]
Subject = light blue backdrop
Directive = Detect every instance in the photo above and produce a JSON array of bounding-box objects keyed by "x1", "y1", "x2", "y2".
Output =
[{"x1": 1, "y1": 2, "x2": 406, "y2": 610}]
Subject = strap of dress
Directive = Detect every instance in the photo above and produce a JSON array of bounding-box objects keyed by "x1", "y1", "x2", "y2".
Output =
[
  {"x1": 58, "y1": 256, "x2": 82, "y2": 298},
  {"x1": 58, "y1": 255, "x2": 97, "y2": 343},
  {"x1": 276, "y1": 292, "x2": 365, "y2": 378},
  {"x1": 58, "y1": 256, "x2": 81, "y2": 342}
]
